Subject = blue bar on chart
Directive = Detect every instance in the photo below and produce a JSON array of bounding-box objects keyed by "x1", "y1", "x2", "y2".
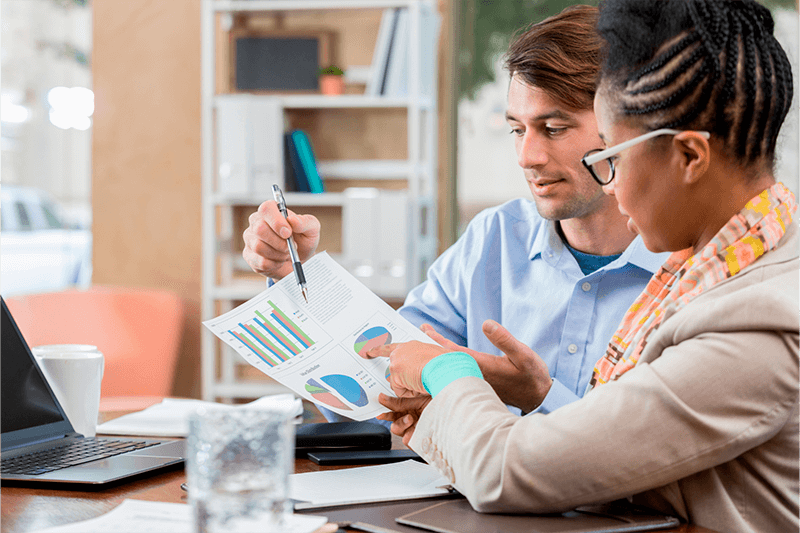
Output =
[{"x1": 228, "y1": 301, "x2": 315, "y2": 368}]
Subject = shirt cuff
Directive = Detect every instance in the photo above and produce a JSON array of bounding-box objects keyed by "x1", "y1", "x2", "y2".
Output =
[
  {"x1": 421, "y1": 352, "x2": 484, "y2": 397},
  {"x1": 526, "y1": 378, "x2": 579, "y2": 415}
]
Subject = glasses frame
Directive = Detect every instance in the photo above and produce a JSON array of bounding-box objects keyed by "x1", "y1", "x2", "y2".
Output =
[{"x1": 581, "y1": 128, "x2": 711, "y2": 185}]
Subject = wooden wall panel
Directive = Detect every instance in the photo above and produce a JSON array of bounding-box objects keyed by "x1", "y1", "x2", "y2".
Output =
[
  {"x1": 92, "y1": 0, "x2": 202, "y2": 398},
  {"x1": 92, "y1": 0, "x2": 456, "y2": 399}
]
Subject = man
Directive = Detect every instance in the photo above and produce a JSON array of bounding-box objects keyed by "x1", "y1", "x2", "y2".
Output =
[{"x1": 242, "y1": 5, "x2": 666, "y2": 416}]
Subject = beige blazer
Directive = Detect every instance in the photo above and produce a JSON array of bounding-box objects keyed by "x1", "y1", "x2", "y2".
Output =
[{"x1": 410, "y1": 223, "x2": 799, "y2": 533}]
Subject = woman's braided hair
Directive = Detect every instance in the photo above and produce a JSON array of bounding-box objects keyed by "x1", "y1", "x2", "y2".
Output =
[{"x1": 597, "y1": 0, "x2": 793, "y2": 167}]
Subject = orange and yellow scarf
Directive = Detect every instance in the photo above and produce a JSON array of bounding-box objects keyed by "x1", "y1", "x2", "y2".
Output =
[{"x1": 589, "y1": 182, "x2": 796, "y2": 389}]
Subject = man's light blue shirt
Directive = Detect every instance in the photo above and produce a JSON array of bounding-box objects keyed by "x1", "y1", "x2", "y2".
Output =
[
  {"x1": 320, "y1": 198, "x2": 667, "y2": 422},
  {"x1": 398, "y1": 198, "x2": 667, "y2": 415}
]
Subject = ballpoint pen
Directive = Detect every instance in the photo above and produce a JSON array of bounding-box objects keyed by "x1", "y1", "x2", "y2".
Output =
[{"x1": 272, "y1": 184, "x2": 309, "y2": 303}]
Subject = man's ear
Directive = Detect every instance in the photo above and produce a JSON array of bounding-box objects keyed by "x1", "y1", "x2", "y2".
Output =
[{"x1": 672, "y1": 131, "x2": 710, "y2": 185}]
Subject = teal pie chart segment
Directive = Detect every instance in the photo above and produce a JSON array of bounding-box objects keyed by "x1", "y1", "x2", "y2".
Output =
[{"x1": 320, "y1": 374, "x2": 369, "y2": 407}]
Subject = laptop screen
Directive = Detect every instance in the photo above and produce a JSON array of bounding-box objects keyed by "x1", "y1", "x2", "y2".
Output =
[{"x1": 1, "y1": 298, "x2": 72, "y2": 448}]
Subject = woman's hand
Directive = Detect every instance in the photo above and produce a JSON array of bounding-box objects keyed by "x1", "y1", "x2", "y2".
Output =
[
  {"x1": 377, "y1": 394, "x2": 431, "y2": 446},
  {"x1": 363, "y1": 341, "x2": 450, "y2": 397},
  {"x1": 420, "y1": 321, "x2": 552, "y2": 413}
]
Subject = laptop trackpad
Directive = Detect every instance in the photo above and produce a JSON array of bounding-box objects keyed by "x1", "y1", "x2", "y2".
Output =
[
  {"x1": 129, "y1": 439, "x2": 186, "y2": 458},
  {"x1": 46, "y1": 455, "x2": 182, "y2": 483}
]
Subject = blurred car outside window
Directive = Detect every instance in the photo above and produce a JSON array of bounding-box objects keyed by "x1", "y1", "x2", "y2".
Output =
[{"x1": 1, "y1": 184, "x2": 92, "y2": 296}]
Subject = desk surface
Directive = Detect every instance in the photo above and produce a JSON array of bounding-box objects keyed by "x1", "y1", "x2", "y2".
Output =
[{"x1": 1, "y1": 404, "x2": 719, "y2": 533}]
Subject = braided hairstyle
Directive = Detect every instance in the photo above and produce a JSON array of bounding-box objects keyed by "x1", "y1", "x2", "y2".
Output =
[{"x1": 597, "y1": 0, "x2": 794, "y2": 168}]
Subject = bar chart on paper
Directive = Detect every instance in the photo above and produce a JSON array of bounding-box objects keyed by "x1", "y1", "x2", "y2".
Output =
[
  {"x1": 204, "y1": 252, "x2": 442, "y2": 420},
  {"x1": 227, "y1": 300, "x2": 318, "y2": 368}
]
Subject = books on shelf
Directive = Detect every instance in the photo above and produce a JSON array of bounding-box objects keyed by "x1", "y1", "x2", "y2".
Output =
[
  {"x1": 216, "y1": 95, "x2": 284, "y2": 197},
  {"x1": 284, "y1": 129, "x2": 324, "y2": 193},
  {"x1": 366, "y1": 8, "x2": 399, "y2": 97},
  {"x1": 342, "y1": 187, "x2": 408, "y2": 298},
  {"x1": 367, "y1": 6, "x2": 441, "y2": 98}
]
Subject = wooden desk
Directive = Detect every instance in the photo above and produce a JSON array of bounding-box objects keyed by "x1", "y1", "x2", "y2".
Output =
[{"x1": 1, "y1": 405, "x2": 718, "y2": 533}]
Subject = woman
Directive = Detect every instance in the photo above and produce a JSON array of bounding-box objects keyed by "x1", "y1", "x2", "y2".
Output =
[{"x1": 363, "y1": 1, "x2": 798, "y2": 531}]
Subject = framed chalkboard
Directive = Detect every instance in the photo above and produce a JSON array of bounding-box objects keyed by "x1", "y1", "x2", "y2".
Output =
[{"x1": 231, "y1": 30, "x2": 333, "y2": 93}]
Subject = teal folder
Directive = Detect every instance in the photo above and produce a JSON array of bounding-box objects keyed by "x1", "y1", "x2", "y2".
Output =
[{"x1": 286, "y1": 130, "x2": 324, "y2": 193}]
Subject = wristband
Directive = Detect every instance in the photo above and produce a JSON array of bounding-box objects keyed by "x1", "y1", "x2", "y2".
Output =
[{"x1": 421, "y1": 352, "x2": 483, "y2": 397}]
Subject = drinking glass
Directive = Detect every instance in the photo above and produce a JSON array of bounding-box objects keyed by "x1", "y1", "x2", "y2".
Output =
[{"x1": 187, "y1": 407, "x2": 295, "y2": 533}]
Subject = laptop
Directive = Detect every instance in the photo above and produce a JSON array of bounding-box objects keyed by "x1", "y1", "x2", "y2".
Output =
[{"x1": 1, "y1": 297, "x2": 185, "y2": 486}]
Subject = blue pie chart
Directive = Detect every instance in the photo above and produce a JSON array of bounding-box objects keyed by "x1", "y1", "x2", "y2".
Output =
[{"x1": 320, "y1": 374, "x2": 369, "y2": 407}]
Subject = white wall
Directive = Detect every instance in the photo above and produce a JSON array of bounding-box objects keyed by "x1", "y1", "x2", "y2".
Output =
[
  {"x1": 457, "y1": 8, "x2": 800, "y2": 232},
  {"x1": 773, "y1": 9, "x2": 799, "y2": 198}
]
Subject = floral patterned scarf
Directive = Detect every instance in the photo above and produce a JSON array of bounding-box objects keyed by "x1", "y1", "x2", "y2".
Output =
[{"x1": 589, "y1": 182, "x2": 796, "y2": 390}]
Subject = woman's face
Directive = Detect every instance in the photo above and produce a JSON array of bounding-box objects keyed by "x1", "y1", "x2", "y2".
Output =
[{"x1": 593, "y1": 89, "x2": 691, "y2": 253}]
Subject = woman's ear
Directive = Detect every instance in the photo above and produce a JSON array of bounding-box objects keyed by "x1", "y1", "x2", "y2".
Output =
[{"x1": 672, "y1": 131, "x2": 711, "y2": 185}]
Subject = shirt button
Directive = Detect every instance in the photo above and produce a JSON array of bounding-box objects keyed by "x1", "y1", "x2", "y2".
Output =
[
  {"x1": 582, "y1": 282, "x2": 592, "y2": 292},
  {"x1": 568, "y1": 344, "x2": 578, "y2": 354},
  {"x1": 420, "y1": 438, "x2": 432, "y2": 454},
  {"x1": 444, "y1": 465, "x2": 455, "y2": 484}
]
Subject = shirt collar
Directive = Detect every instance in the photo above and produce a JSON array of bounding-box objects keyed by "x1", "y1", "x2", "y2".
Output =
[
  {"x1": 530, "y1": 220, "x2": 667, "y2": 275},
  {"x1": 529, "y1": 220, "x2": 563, "y2": 262}
]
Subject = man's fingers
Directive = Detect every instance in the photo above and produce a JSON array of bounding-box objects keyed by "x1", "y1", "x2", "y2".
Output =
[
  {"x1": 256, "y1": 200, "x2": 293, "y2": 239},
  {"x1": 364, "y1": 343, "x2": 397, "y2": 359},
  {"x1": 286, "y1": 211, "x2": 321, "y2": 238},
  {"x1": 482, "y1": 319, "x2": 536, "y2": 368}
]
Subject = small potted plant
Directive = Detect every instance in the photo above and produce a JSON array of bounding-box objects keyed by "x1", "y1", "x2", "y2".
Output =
[{"x1": 318, "y1": 65, "x2": 345, "y2": 95}]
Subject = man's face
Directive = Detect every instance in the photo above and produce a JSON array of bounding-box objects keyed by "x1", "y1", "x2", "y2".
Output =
[{"x1": 506, "y1": 75, "x2": 612, "y2": 221}]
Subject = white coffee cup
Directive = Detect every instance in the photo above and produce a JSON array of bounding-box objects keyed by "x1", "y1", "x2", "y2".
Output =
[{"x1": 31, "y1": 345, "x2": 104, "y2": 437}]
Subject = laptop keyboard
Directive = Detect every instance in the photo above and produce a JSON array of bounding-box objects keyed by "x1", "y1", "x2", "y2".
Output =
[{"x1": 1, "y1": 437, "x2": 161, "y2": 476}]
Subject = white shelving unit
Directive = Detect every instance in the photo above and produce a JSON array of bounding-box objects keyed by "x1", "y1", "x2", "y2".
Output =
[{"x1": 200, "y1": 0, "x2": 439, "y2": 402}]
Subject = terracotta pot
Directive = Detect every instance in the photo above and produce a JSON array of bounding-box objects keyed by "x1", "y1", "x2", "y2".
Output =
[{"x1": 319, "y1": 75, "x2": 345, "y2": 95}]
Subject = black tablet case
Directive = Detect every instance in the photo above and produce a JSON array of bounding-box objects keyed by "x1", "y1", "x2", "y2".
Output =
[{"x1": 295, "y1": 421, "x2": 391, "y2": 457}]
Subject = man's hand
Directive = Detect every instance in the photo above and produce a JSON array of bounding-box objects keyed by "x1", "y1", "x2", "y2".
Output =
[
  {"x1": 242, "y1": 200, "x2": 321, "y2": 280},
  {"x1": 420, "y1": 321, "x2": 552, "y2": 413},
  {"x1": 363, "y1": 341, "x2": 449, "y2": 398},
  {"x1": 377, "y1": 394, "x2": 431, "y2": 447}
]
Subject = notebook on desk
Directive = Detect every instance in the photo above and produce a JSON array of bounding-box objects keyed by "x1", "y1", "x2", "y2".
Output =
[
  {"x1": 396, "y1": 498, "x2": 681, "y2": 533},
  {"x1": 0, "y1": 297, "x2": 185, "y2": 486}
]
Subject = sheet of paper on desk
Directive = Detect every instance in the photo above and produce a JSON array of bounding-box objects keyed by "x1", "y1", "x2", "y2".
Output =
[
  {"x1": 96, "y1": 394, "x2": 303, "y2": 437},
  {"x1": 29, "y1": 499, "x2": 327, "y2": 533},
  {"x1": 290, "y1": 460, "x2": 453, "y2": 510},
  {"x1": 203, "y1": 252, "x2": 437, "y2": 421}
]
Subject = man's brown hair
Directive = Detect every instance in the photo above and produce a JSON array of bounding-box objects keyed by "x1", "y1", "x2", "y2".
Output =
[{"x1": 504, "y1": 5, "x2": 601, "y2": 111}]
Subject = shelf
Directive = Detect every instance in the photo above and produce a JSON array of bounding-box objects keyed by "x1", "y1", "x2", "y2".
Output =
[
  {"x1": 202, "y1": 0, "x2": 438, "y2": 402},
  {"x1": 214, "y1": 94, "x2": 432, "y2": 110},
  {"x1": 211, "y1": 192, "x2": 346, "y2": 206},
  {"x1": 317, "y1": 159, "x2": 415, "y2": 179},
  {"x1": 211, "y1": 0, "x2": 426, "y2": 13}
]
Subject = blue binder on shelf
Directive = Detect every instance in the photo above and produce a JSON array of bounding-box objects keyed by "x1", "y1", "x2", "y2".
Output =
[{"x1": 284, "y1": 129, "x2": 324, "y2": 193}]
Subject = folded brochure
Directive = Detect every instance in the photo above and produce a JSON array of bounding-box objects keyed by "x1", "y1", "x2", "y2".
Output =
[{"x1": 203, "y1": 252, "x2": 437, "y2": 421}]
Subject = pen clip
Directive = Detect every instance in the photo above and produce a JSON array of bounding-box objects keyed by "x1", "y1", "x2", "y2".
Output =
[{"x1": 272, "y1": 184, "x2": 287, "y2": 212}]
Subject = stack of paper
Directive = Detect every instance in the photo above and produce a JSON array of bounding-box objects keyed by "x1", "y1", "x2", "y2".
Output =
[
  {"x1": 96, "y1": 394, "x2": 303, "y2": 437},
  {"x1": 290, "y1": 460, "x2": 453, "y2": 510},
  {"x1": 29, "y1": 499, "x2": 327, "y2": 533}
]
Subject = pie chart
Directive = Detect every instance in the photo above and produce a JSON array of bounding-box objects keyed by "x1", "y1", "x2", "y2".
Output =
[
  {"x1": 320, "y1": 374, "x2": 369, "y2": 407},
  {"x1": 354, "y1": 326, "x2": 392, "y2": 357},
  {"x1": 305, "y1": 378, "x2": 352, "y2": 411}
]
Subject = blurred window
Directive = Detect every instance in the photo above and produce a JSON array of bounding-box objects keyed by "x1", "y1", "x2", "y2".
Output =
[
  {"x1": 15, "y1": 202, "x2": 31, "y2": 231},
  {"x1": 41, "y1": 201, "x2": 63, "y2": 229}
]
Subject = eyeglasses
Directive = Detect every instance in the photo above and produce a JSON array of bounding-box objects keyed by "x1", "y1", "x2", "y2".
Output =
[{"x1": 581, "y1": 128, "x2": 711, "y2": 185}]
